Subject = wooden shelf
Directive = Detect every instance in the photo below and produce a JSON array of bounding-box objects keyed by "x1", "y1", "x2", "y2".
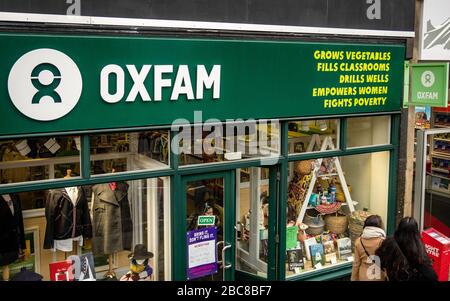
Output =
[
  {"x1": 434, "y1": 124, "x2": 450, "y2": 128},
  {"x1": 306, "y1": 201, "x2": 359, "y2": 210},
  {"x1": 431, "y1": 167, "x2": 450, "y2": 174},
  {"x1": 431, "y1": 152, "x2": 450, "y2": 160},
  {"x1": 429, "y1": 187, "x2": 450, "y2": 196},
  {"x1": 317, "y1": 173, "x2": 339, "y2": 177},
  {"x1": 434, "y1": 138, "x2": 450, "y2": 142},
  {"x1": 429, "y1": 172, "x2": 450, "y2": 180}
]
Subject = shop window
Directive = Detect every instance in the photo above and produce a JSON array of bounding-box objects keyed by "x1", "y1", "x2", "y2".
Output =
[
  {"x1": 286, "y1": 152, "x2": 389, "y2": 278},
  {"x1": 236, "y1": 168, "x2": 270, "y2": 278},
  {"x1": 240, "y1": 167, "x2": 269, "y2": 183},
  {"x1": 0, "y1": 177, "x2": 170, "y2": 281},
  {"x1": 288, "y1": 119, "x2": 339, "y2": 154},
  {"x1": 177, "y1": 121, "x2": 280, "y2": 166},
  {"x1": 346, "y1": 116, "x2": 390, "y2": 148},
  {"x1": 90, "y1": 130, "x2": 169, "y2": 175},
  {"x1": 0, "y1": 136, "x2": 81, "y2": 185}
]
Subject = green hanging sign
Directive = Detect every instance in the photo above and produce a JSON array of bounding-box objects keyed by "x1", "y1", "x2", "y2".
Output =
[
  {"x1": 409, "y1": 63, "x2": 449, "y2": 107},
  {"x1": 197, "y1": 215, "x2": 216, "y2": 226}
]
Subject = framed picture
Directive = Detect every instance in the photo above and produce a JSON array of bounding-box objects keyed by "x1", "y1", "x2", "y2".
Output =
[{"x1": 0, "y1": 226, "x2": 41, "y2": 279}]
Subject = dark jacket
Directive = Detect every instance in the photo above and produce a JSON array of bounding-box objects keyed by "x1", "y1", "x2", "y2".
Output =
[
  {"x1": 376, "y1": 236, "x2": 438, "y2": 281},
  {"x1": 406, "y1": 263, "x2": 438, "y2": 281},
  {"x1": 44, "y1": 187, "x2": 92, "y2": 249},
  {"x1": 91, "y1": 182, "x2": 133, "y2": 255},
  {"x1": 0, "y1": 194, "x2": 25, "y2": 266}
]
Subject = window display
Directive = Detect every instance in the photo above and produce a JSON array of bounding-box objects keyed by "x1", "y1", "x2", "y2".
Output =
[
  {"x1": 288, "y1": 119, "x2": 339, "y2": 154},
  {"x1": 286, "y1": 151, "x2": 389, "y2": 277},
  {"x1": 91, "y1": 182, "x2": 132, "y2": 255},
  {"x1": 43, "y1": 187, "x2": 92, "y2": 251},
  {"x1": 119, "y1": 244, "x2": 154, "y2": 281},
  {"x1": 0, "y1": 194, "x2": 26, "y2": 281},
  {"x1": 0, "y1": 177, "x2": 170, "y2": 281},
  {"x1": 90, "y1": 130, "x2": 169, "y2": 175},
  {"x1": 178, "y1": 122, "x2": 280, "y2": 166},
  {"x1": 0, "y1": 135, "x2": 81, "y2": 184}
]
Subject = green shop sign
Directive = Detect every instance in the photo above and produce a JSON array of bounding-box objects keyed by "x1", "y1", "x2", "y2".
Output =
[
  {"x1": 197, "y1": 215, "x2": 216, "y2": 226},
  {"x1": 410, "y1": 63, "x2": 449, "y2": 107},
  {"x1": 0, "y1": 33, "x2": 405, "y2": 137}
]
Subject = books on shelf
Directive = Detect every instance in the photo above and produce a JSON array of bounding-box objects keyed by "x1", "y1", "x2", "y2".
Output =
[
  {"x1": 287, "y1": 246, "x2": 305, "y2": 271},
  {"x1": 309, "y1": 244, "x2": 325, "y2": 268},
  {"x1": 323, "y1": 240, "x2": 337, "y2": 263},
  {"x1": 337, "y1": 237, "x2": 352, "y2": 260},
  {"x1": 303, "y1": 237, "x2": 318, "y2": 261}
]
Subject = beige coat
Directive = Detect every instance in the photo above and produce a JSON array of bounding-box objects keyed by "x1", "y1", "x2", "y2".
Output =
[{"x1": 351, "y1": 237, "x2": 386, "y2": 281}]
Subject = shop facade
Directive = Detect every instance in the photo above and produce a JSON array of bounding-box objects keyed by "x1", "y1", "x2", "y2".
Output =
[
  {"x1": 0, "y1": 1, "x2": 414, "y2": 281},
  {"x1": 412, "y1": 0, "x2": 450, "y2": 239}
]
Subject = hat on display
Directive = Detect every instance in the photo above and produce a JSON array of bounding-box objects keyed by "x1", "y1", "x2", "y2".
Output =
[
  {"x1": 128, "y1": 244, "x2": 154, "y2": 260},
  {"x1": 10, "y1": 267, "x2": 43, "y2": 281}
]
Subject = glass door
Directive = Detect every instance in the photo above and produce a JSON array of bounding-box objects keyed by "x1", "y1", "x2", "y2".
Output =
[
  {"x1": 235, "y1": 167, "x2": 270, "y2": 277},
  {"x1": 181, "y1": 172, "x2": 235, "y2": 281}
]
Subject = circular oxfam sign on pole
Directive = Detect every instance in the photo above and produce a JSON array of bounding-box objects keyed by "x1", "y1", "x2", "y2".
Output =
[
  {"x1": 421, "y1": 70, "x2": 435, "y2": 88},
  {"x1": 8, "y1": 48, "x2": 83, "y2": 121}
]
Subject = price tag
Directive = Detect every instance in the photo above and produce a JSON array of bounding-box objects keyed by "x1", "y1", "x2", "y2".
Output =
[
  {"x1": 347, "y1": 256, "x2": 354, "y2": 262},
  {"x1": 331, "y1": 257, "x2": 337, "y2": 265},
  {"x1": 294, "y1": 268, "x2": 301, "y2": 274},
  {"x1": 315, "y1": 263, "x2": 323, "y2": 269}
]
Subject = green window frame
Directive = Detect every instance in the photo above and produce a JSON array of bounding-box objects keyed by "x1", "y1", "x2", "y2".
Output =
[{"x1": 0, "y1": 113, "x2": 400, "y2": 281}]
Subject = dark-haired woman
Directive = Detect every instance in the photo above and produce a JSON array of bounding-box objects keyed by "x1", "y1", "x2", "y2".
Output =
[
  {"x1": 376, "y1": 217, "x2": 437, "y2": 281},
  {"x1": 351, "y1": 215, "x2": 386, "y2": 281}
]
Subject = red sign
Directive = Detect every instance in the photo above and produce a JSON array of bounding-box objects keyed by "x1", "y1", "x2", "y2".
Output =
[
  {"x1": 422, "y1": 228, "x2": 450, "y2": 281},
  {"x1": 49, "y1": 260, "x2": 74, "y2": 281}
]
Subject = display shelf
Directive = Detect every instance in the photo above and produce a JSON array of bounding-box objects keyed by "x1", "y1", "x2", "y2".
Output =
[
  {"x1": 434, "y1": 138, "x2": 450, "y2": 142},
  {"x1": 317, "y1": 173, "x2": 339, "y2": 178},
  {"x1": 306, "y1": 201, "x2": 359, "y2": 210},
  {"x1": 431, "y1": 167, "x2": 450, "y2": 174},
  {"x1": 429, "y1": 187, "x2": 450, "y2": 196},
  {"x1": 429, "y1": 172, "x2": 450, "y2": 180},
  {"x1": 428, "y1": 109, "x2": 450, "y2": 196},
  {"x1": 432, "y1": 152, "x2": 450, "y2": 159},
  {"x1": 296, "y1": 136, "x2": 355, "y2": 225}
]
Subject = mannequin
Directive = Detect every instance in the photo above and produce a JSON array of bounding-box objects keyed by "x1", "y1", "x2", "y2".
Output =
[
  {"x1": 44, "y1": 184, "x2": 92, "y2": 256},
  {"x1": 0, "y1": 193, "x2": 25, "y2": 281},
  {"x1": 56, "y1": 169, "x2": 89, "y2": 258},
  {"x1": 91, "y1": 170, "x2": 132, "y2": 279},
  {"x1": 64, "y1": 169, "x2": 73, "y2": 179}
]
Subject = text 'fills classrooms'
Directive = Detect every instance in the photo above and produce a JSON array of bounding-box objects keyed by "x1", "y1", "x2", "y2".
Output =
[{"x1": 312, "y1": 50, "x2": 391, "y2": 109}]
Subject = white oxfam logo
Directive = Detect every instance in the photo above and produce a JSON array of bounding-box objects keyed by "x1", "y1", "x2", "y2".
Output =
[
  {"x1": 421, "y1": 70, "x2": 435, "y2": 88},
  {"x1": 8, "y1": 48, "x2": 82, "y2": 121}
]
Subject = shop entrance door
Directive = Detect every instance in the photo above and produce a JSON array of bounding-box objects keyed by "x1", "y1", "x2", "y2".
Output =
[
  {"x1": 181, "y1": 171, "x2": 236, "y2": 281},
  {"x1": 415, "y1": 128, "x2": 450, "y2": 237}
]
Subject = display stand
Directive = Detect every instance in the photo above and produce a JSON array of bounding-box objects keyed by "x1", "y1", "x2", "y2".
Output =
[
  {"x1": 104, "y1": 254, "x2": 116, "y2": 279},
  {"x1": 296, "y1": 136, "x2": 356, "y2": 225}
]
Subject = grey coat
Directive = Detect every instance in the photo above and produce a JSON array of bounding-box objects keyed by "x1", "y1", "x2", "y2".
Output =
[{"x1": 91, "y1": 183, "x2": 133, "y2": 255}]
